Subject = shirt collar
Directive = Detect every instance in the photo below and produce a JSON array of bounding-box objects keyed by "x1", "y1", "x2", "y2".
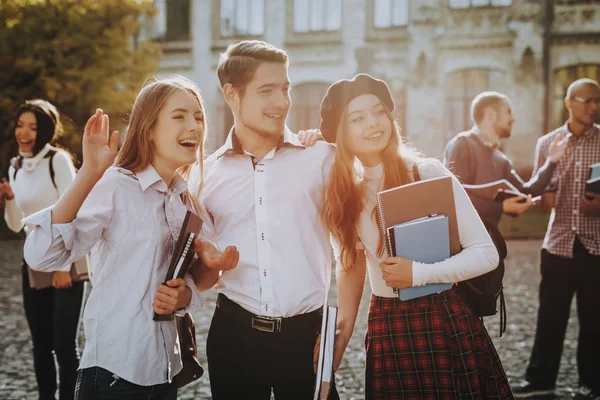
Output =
[
  {"x1": 216, "y1": 125, "x2": 305, "y2": 160},
  {"x1": 472, "y1": 126, "x2": 500, "y2": 150},
  {"x1": 118, "y1": 164, "x2": 187, "y2": 195},
  {"x1": 564, "y1": 122, "x2": 599, "y2": 139}
]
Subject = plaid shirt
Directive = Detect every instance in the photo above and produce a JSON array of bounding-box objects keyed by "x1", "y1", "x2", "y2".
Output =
[{"x1": 534, "y1": 123, "x2": 600, "y2": 258}]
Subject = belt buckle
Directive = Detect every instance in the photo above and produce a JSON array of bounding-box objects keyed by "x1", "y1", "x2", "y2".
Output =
[{"x1": 251, "y1": 316, "x2": 282, "y2": 333}]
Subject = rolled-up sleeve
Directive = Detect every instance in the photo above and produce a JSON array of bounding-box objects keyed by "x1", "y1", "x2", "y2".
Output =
[
  {"x1": 23, "y1": 174, "x2": 115, "y2": 272},
  {"x1": 412, "y1": 160, "x2": 499, "y2": 286}
]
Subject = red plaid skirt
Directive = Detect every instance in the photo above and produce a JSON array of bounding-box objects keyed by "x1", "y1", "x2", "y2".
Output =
[{"x1": 365, "y1": 288, "x2": 513, "y2": 400}]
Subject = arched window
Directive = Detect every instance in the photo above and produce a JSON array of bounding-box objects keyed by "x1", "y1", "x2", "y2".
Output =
[
  {"x1": 288, "y1": 82, "x2": 330, "y2": 133},
  {"x1": 552, "y1": 64, "x2": 600, "y2": 130},
  {"x1": 445, "y1": 68, "x2": 506, "y2": 141}
]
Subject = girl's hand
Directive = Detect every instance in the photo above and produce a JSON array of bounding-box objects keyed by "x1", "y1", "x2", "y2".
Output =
[
  {"x1": 153, "y1": 278, "x2": 191, "y2": 315},
  {"x1": 297, "y1": 129, "x2": 323, "y2": 147},
  {"x1": 81, "y1": 109, "x2": 119, "y2": 176},
  {"x1": 194, "y1": 240, "x2": 239, "y2": 271},
  {"x1": 52, "y1": 271, "x2": 73, "y2": 289},
  {"x1": 0, "y1": 178, "x2": 14, "y2": 200},
  {"x1": 379, "y1": 256, "x2": 413, "y2": 289}
]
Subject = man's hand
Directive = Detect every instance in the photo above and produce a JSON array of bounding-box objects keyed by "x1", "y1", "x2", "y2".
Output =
[
  {"x1": 379, "y1": 256, "x2": 413, "y2": 289},
  {"x1": 581, "y1": 193, "x2": 600, "y2": 217},
  {"x1": 194, "y1": 240, "x2": 239, "y2": 271},
  {"x1": 0, "y1": 178, "x2": 14, "y2": 200},
  {"x1": 297, "y1": 129, "x2": 323, "y2": 147},
  {"x1": 502, "y1": 195, "x2": 532, "y2": 215},
  {"x1": 547, "y1": 133, "x2": 570, "y2": 163},
  {"x1": 52, "y1": 271, "x2": 73, "y2": 289},
  {"x1": 153, "y1": 278, "x2": 192, "y2": 315},
  {"x1": 313, "y1": 333, "x2": 321, "y2": 373}
]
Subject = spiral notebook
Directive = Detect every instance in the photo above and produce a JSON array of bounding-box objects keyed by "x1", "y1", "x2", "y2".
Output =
[
  {"x1": 153, "y1": 210, "x2": 203, "y2": 321},
  {"x1": 376, "y1": 176, "x2": 460, "y2": 299}
]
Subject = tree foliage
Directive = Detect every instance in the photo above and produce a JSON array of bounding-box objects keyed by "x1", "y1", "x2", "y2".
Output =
[{"x1": 0, "y1": 0, "x2": 161, "y2": 175}]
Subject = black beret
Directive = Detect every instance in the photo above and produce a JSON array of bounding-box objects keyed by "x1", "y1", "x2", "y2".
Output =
[{"x1": 319, "y1": 74, "x2": 394, "y2": 143}]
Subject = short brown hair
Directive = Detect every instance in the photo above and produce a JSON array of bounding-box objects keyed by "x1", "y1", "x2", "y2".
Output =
[
  {"x1": 216, "y1": 40, "x2": 289, "y2": 92},
  {"x1": 470, "y1": 91, "x2": 510, "y2": 125}
]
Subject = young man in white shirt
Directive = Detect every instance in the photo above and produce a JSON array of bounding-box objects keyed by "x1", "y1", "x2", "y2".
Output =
[{"x1": 189, "y1": 40, "x2": 336, "y2": 399}]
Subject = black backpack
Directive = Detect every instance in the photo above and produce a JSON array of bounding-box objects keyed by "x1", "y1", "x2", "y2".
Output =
[
  {"x1": 11, "y1": 149, "x2": 58, "y2": 189},
  {"x1": 413, "y1": 162, "x2": 507, "y2": 337},
  {"x1": 455, "y1": 219, "x2": 507, "y2": 337}
]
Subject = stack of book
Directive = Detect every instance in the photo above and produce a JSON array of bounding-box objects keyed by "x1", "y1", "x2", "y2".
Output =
[{"x1": 376, "y1": 176, "x2": 459, "y2": 300}]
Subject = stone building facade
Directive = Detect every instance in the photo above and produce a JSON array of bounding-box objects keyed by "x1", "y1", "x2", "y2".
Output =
[{"x1": 145, "y1": 0, "x2": 600, "y2": 172}]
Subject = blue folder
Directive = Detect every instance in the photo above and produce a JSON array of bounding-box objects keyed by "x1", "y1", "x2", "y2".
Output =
[{"x1": 388, "y1": 214, "x2": 452, "y2": 301}]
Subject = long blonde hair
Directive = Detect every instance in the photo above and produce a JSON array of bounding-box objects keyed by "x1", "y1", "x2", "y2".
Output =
[
  {"x1": 115, "y1": 76, "x2": 207, "y2": 199},
  {"x1": 322, "y1": 103, "x2": 421, "y2": 269}
]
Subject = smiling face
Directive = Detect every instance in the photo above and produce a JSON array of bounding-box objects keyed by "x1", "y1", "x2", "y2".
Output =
[
  {"x1": 342, "y1": 94, "x2": 393, "y2": 165},
  {"x1": 230, "y1": 61, "x2": 291, "y2": 140},
  {"x1": 150, "y1": 89, "x2": 204, "y2": 175},
  {"x1": 14, "y1": 111, "x2": 38, "y2": 153}
]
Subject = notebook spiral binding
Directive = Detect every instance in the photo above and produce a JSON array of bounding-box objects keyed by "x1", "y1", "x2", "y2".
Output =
[{"x1": 376, "y1": 193, "x2": 398, "y2": 295}]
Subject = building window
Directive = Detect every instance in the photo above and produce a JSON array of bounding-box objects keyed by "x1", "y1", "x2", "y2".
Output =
[
  {"x1": 449, "y1": 0, "x2": 512, "y2": 8},
  {"x1": 288, "y1": 82, "x2": 330, "y2": 133},
  {"x1": 552, "y1": 64, "x2": 600, "y2": 130},
  {"x1": 445, "y1": 68, "x2": 506, "y2": 140},
  {"x1": 153, "y1": 0, "x2": 190, "y2": 41},
  {"x1": 293, "y1": 0, "x2": 341, "y2": 32},
  {"x1": 374, "y1": 0, "x2": 409, "y2": 28},
  {"x1": 212, "y1": 94, "x2": 234, "y2": 150},
  {"x1": 220, "y1": 0, "x2": 264, "y2": 37}
]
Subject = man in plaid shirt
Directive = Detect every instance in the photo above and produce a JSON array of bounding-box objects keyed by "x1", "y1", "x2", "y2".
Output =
[{"x1": 514, "y1": 79, "x2": 600, "y2": 400}]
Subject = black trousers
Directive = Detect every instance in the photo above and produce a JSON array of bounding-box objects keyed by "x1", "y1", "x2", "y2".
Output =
[
  {"x1": 207, "y1": 294, "x2": 335, "y2": 400},
  {"x1": 22, "y1": 261, "x2": 86, "y2": 400},
  {"x1": 525, "y1": 238, "x2": 600, "y2": 392},
  {"x1": 75, "y1": 367, "x2": 176, "y2": 400}
]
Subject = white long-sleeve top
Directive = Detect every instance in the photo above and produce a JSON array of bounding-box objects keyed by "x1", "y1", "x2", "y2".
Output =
[
  {"x1": 23, "y1": 165, "x2": 203, "y2": 386},
  {"x1": 344, "y1": 158, "x2": 499, "y2": 298},
  {"x1": 4, "y1": 144, "x2": 76, "y2": 271}
]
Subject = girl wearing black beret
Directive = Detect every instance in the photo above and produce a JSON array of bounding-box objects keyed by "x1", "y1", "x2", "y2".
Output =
[{"x1": 318, "y1": 74, "x2": 513, "y2": 399}]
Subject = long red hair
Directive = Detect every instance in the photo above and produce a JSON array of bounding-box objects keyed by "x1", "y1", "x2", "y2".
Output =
[{"x1": 322, "y1": 103, "x2": 421, "y2": 269}]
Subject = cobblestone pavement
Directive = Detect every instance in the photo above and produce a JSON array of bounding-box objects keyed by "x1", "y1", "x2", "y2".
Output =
[{"x1": 0, "y1": 239, "x2": 580, "y2": 399}]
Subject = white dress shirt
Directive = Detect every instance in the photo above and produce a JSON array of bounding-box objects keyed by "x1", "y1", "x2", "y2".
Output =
[
  {"x1": 334, "y1": 158, "x2": 499, "y2": 298},
  {"x1": 189, "y1": 127, "x2": 335, "y2": 317},
  {"x1": 23, "y1": 165, "x2": 203, "y2": 386}
]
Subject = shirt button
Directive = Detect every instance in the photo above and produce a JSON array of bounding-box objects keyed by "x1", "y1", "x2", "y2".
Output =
[
  {"x1": 575, "y1": 178, "x2": 580, "y2": 183},
  {"x1": 572, "y1": 226, "x2": 577, "y2": 231},
  {"x1": 573, "y1": 209, "x2": 578, "y2": 214},
  {"x1": 575, "y1": 162, "x2": 582, "y2": 167}
]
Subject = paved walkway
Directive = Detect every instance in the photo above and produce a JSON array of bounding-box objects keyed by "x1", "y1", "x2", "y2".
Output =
[{"x1": 0, "y1": 239, "x2": 580, "y2": 399}]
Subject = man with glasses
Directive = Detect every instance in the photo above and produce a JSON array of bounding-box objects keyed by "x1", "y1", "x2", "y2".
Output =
[{"x1": 514, "y1": 78, "x2": 600, "y2": 400}]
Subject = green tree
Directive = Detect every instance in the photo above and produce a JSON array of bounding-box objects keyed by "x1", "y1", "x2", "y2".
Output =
[{"x1": 0, "y1": 0, "x2": 161, "y2": 177}]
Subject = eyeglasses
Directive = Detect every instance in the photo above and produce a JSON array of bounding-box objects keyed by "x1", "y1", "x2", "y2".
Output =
[{"x1": 571, "y1": 96, "x2": 600, "y2": 106}]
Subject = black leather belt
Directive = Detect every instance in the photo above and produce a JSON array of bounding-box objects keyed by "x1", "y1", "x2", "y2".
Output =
[{"x1": 216, "y1": 293, "x2": 322, "y2": 334}]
